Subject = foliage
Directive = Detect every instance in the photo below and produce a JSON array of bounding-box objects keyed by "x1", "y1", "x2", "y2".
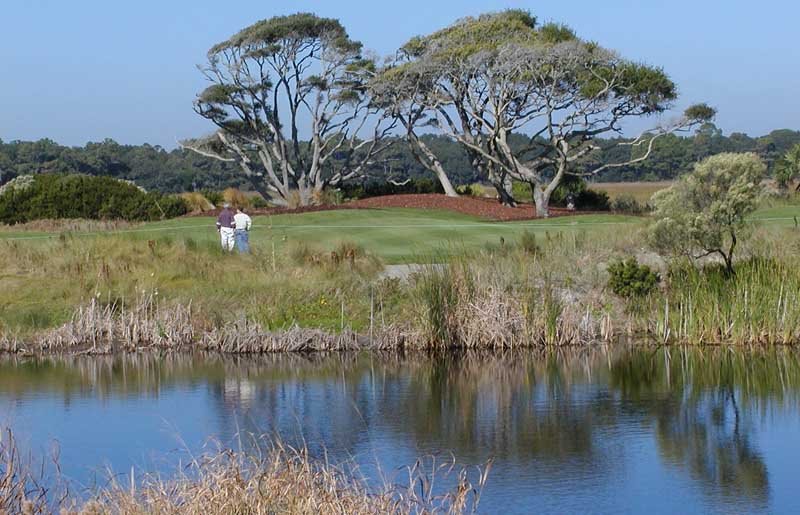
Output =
[
  {"x1": 607, "y1": 258, "x2": 659, "y2": 297},
  {"x1": 222, "y1": 188, "x2": 251, "y2": 209},
  {"x1": 648, "y1": 153, "x2": 766, "y2": 273},
  {"x1": 0, "y1": 174, "x2": 187, "y2": 224},
  {"x1": 339, "y1": 178, "x2": 443, "y2": 199},
  {"x1": 519, "y1": 230, "x2": 540, "y2": 255},
  {"x1": 775, "y1": 143, "x2": 800, "y2": 191},
  {"x1": 180, "y1": 192, "x2": 215, "y2": 213},
  {"x1": 188, "y1": 13, "x2": 396, "y2": 206},
  {"x1": 611, "y1": 195, "x2": 649, "y2": 214},
  {"x1": 653, "y1": 257, "x2": 800, "y2": 344},
  {"x1": 201, "y1": 189, "x2": 224, "y2": 207}
]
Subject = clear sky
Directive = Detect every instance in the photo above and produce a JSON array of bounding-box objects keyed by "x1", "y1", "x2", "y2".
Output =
[{"x1": 1, "y1": 0, "x2": 798, "y2": 147}]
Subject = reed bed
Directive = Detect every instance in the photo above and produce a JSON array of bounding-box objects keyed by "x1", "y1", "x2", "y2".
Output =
[
  {"x1": 650, "y1": 258, "x2": 800, "y2": 345},
  {"x1": 413, "y1": 256, "x2": 613, "y2": 348},
  {"x1": 0, "y1": 429, "x2": 487, "y2": 515}
]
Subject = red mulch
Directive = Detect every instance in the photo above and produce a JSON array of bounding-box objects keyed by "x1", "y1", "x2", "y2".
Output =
[{"x1": 188, "y1": 193, "x2": 581, "y2": 221}]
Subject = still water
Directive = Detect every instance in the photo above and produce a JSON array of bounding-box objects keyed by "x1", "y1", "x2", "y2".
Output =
[{"x1": 2, "y1": 347, "x2": 800, "y2": 514}]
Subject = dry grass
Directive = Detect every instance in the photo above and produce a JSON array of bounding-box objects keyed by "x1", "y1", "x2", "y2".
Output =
[
  {"x1": 1, "y1": 429, "x2": 488, "y2": 515},
  {"x1": 179, "y1": 192, "x2": 215, "y2": 213},
  {"x1": 589, "y1": 181, "x2": 673, "y2": 202},
  {"x1": 0, "y1": 219, "x2": 138, "y2": 233}
]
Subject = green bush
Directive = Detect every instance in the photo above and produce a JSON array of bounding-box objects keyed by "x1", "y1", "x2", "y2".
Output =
[
  {"x1": 611, "y1": 195, "x2": 649, "y2": 214},
  {"x1": 607, "y1": 258, "x2": 660, "y2": 297},
  {"x1": 0, "y1": 174, "x2": 188, "y2": 224},
  {"x1": 201, "y1": 189, "x2": 224, "y2": 207},
  {"x1": 519, "y1": 230, "x2": 540, "y2": 255},
  {"x1": 339, "y1": 178, "x2": 444, "y2": 199}
]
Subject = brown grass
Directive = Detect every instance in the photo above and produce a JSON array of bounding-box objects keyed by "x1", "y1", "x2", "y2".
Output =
[
  {"x1": 589, "y1": 181, "x2": 673, "y2": 202},
  {"x1": 1, "y1": 429, "x2": 488, "y2": 515},
  {"x1": 0, "y1": 219, "x2": 138, "y2": 233}
]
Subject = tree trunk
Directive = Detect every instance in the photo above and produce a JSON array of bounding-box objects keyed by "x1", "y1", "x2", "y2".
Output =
[
  {"x1": 489, "y1": 169, "x2": 516, "y2": 206},
  {"x1": 533, "y1": 187, "x2": 550, "y2": 218},
  {"x1": 409, "y1": 134, "x2": 459, "y2": 197}
]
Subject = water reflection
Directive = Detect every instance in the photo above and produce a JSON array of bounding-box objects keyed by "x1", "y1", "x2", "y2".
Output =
[{"x1": 2, "y1": 347, "x2": 799, "y2": 513}]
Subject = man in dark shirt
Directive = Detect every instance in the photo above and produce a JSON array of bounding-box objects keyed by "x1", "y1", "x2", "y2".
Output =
[{"x1": 216, "y1": 203, "x2": 236, "y2": 252}]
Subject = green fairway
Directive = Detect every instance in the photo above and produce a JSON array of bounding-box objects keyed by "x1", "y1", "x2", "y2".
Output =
[
  {"x1": 0, "y1": 208, "x2": 646, "y2": 263},
  {"x1": 2, "y1": 204, "x2": 798, "y2": 263}
]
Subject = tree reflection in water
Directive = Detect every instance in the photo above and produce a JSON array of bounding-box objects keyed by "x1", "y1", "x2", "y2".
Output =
[{"x1": 2, "y1": 346, "x2": 799, "y2": 510}]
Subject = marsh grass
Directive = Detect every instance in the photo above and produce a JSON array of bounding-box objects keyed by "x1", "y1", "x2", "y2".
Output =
[
  {"x1": 0, "y1": 428, "x2": 488, "y2": 515},
  {"x1": 652, "y1": 258, "x2": 800, "y2": 344}
]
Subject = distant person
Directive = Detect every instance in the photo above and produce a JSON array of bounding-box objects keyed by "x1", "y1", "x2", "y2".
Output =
[
  {"x1": 216, "y1": 203, "x2": 235, "y2": 252},
  {"x1": 233, "y1": 207, "x2": 253, "y2": 254}
]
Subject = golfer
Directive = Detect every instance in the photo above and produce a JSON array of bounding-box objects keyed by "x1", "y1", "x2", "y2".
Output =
[
  {"x1": 233, "y1": 207, "x2": 253, "y2": 253},
  {"x1": 216, "y1": 203, "x2": 236, "y2": 252}
]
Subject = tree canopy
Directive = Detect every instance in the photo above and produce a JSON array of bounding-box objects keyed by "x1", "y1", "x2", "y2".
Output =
[
  {"x1": 184, "y1": 12, "x2": 396, "y2": 206},
  {"x1": 375, "y1": 9, "x2": 713, "y2": 215},
  {"x1": 648, "y1": 153, "x2": 766, "y2": 273}
]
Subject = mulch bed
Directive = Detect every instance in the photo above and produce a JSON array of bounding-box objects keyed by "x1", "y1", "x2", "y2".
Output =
[{"x1": 187, "y1": 193, "x2": 583, "y2": 222}]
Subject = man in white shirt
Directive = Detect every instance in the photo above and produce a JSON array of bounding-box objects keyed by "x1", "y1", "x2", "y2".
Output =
[{"x1": 233, "y1": 207, "x2": 253, "y2": 254}]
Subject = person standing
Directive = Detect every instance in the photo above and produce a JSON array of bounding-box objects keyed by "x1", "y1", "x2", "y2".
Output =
[
  {"x1": 216, "y1": 202, "x2": 236, "y2": 252},
  {"x1": 233, "y1": 207, "x2": 253, "y2": 254}
]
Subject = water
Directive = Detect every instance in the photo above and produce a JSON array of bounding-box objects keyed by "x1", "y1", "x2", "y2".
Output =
[{"x1": 2, "y1": 347, "x2": 800, "y2": 514}]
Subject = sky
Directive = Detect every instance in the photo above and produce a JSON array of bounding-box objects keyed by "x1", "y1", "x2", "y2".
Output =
[{"x1": 1, "y1": 0, "x2": 799, "y2": 148}]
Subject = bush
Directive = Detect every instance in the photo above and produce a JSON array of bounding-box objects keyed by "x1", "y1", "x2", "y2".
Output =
[
  {"x1": 519, "y1": 230, "x2": 540, "y2": 255},
  {"x1": 201, "y1": 189, "x2": 224, "y2": 207},
  {"x1": 607, "y1": 258, "x2": 660, "y2": 297},
  {"x1": 0, "y1": 174, "x2": 188, "y2": 224},
  {"x1": 180, "y1": 192, "x2": 215, "y2": 213},
  {"x1": 222, "y1": 187, "x2": 251, "y2": 209},
  {"x1": 250, "y1": 195, "x2": 269, "y2": 208},
  {"x1": 551, "y1": 176, "x2": 611, "y2": 211},
  {"x1": 339, "y1": 178, "x2": 444, "y2": 199},
  {"x1": 611, "y1": 194, "x2": 649, "y2": 214}
]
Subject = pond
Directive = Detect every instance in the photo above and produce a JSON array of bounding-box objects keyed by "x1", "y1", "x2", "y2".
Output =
[{"x1": 2, "y1": 347, "x2": 800, "y2": 514}]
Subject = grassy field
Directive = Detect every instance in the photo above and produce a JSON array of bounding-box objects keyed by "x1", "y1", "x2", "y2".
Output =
[
  {"x1": 1, "y1": 203, "x2": 799, "y2": 342},
  {"x1": 0, "y1": 208, "x2": 644, "y2": 264}
]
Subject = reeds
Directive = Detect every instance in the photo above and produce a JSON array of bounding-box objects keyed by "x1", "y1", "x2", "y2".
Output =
[
  {"x1": 412, "y1": 258, "x2": 612, "y2": 348},
  {"x1": 28, "y1": 292, "x2": 194, "y2": 354},
  {"x1": 0, "y1": 429, "x2": 488, "y2": 515},
  {"x1": 651, "y1": 258, "x2": 800, "y2": 345}
]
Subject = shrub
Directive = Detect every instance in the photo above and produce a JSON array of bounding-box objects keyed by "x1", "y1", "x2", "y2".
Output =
[
  {"x1": 339, "y1": 178, "x2": 444, "y2": 199},
  {"x1": 250, "y1": 195, "x2": 269, "y2": 208},
  {"x1": 607, "y1": 258, "x2": 660, "y2": 297},
  {"x1": 519, "y1": 230, "x2": 540, "y2": 255},
  {"x1": 222, "y1": 187, "x2": 251, "y2": 209},
  {"x1": 201, "y1": 189, "x2": 224, "y2": 207},
  {"x1": 648, "y1": 153, "x2": 766, "y2": 274},
  {"x1": 0, "y1": 174, "x2": 188, "y2": 224},
  {"x1": 180, "y1": 192, "x2": 215, "y2": 213},
  {"x1": 611, "y1": 194, "x2": 649, "y2": 214}
]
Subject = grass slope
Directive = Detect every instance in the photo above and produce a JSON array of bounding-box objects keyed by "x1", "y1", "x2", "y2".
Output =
[{"x1": 0, "y1": 208, "x2": 644, "y2": 263}]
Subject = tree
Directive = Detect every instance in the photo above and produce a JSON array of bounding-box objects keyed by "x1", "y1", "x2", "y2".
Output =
[
  {"x1": 775, "y1": 143, "x2": 800, "y2": 191},
  {"x1": 648, "y1": 153, "x2": 766, "y2": 274},
  {"x1": 183, "y1": 13, "x2": 396, "y2": 205},
  {"x1": 391, "y1": 10, "x2": 713, "y2": 215},
  {"x1": 370, "y1": 64, "x2": 459, "y2": 196}
]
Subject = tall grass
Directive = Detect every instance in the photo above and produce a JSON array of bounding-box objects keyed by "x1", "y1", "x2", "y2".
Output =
[
  {"x1": 0, "y1": 429, "x2": 488, "y2": 514},
  {"x1": 652, "y1": 258, "x2": 800, "y2": 344}
]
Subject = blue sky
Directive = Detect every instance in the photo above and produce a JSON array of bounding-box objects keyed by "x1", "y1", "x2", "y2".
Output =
[{"x1": 1, "y1": 0, "x2": 798, "y2": 147}]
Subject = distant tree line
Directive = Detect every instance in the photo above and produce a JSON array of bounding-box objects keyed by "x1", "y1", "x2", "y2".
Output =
[{"x1": 2, "y1": 125, "x2": 797, "y2": 193}]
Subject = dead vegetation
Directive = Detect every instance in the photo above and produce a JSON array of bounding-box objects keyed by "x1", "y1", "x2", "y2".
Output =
[{"x1": 0, "y1": 428, "x2": 488, "y2": 515}]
